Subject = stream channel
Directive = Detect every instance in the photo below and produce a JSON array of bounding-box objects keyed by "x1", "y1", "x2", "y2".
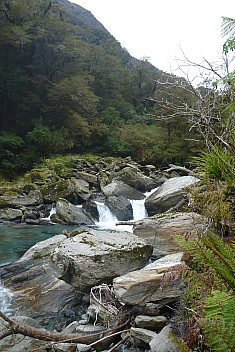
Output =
[{"x1": 0, "y1": 192, "x2": 154, "y2": 314}]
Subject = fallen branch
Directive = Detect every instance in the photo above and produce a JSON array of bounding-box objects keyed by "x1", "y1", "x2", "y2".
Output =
[
  {"x1": 0, "y1": 310, "x2": 130, "y2": 347},
  {"x1": 165, "y1": 164, "x2": 197, "y2": 176},
  {"x1": 115, "y1": 221, "x2": 136, "y2": 226}
]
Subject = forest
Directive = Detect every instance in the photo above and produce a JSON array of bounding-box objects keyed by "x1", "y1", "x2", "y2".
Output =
[{"x1": 0, "y1": 0, "x2": 203, "y2": 179}]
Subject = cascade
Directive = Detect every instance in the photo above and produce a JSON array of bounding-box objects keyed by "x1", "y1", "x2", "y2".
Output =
[
  {"x1": 95, "y1": 195, "x2": 150, "y2": 232},
  {"x1": 95, "y1": 202, "x2": 119, "y2": 230},
  {"x1": 130, "y1": 199, "x2": 147, "y2": 221},
  {"x1": 41, "y1": 204, "x2": 56, "y2": 221}
]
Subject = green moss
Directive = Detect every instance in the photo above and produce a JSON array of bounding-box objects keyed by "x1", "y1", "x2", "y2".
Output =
[
  {"x1": 80, "y1": 236, "x2": 95, "y2": 247},
  {"x1": 0, "y1": 198, "x2": 11, "y2": 207},
  {"x1": 40, "y1": 179, "x2": 70, "y2": 202},
  {"x1": 32, "y1": 251, "x2": 50, "y2": 260}
]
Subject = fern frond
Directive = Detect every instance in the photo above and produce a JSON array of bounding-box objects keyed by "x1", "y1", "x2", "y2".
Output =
[
  {"x1": 202, "y1": 291, "x2": 235, "y2": 352},
  {"x1": 177, "y1": 232, "x2": 235, "y2": 290}
]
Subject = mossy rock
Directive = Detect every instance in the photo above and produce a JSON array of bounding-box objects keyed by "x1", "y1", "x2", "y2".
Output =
[
  {"x1": 40, "y1": 179, "x2": 70, "y2": 203},
  {"x1": 0, "y1": 197, "x2": 11, "y2": 208},
  {"x1": 25, "y1": 168, "x2": 58, "y2": 184},
  {"x1": 40, "y1": 179, "x2": 79, "y2": 204}
]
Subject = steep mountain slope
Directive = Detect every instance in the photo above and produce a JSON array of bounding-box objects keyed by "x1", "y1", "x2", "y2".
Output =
[{"x1": 0, "y1": 0, "x2": 195, "y2": 178}]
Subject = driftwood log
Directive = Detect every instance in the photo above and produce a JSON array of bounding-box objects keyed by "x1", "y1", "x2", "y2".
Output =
[{"x1": 0, "y1": 311, "x2": 130, "y2": 350}]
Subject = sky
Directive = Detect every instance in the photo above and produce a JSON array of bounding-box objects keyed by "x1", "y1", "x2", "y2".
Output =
[{"x1": 70, "y1": 0, "x2": 235, "y2": 79}]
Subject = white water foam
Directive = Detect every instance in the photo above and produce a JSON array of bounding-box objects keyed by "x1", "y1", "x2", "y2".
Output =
[
  {"x1": 95, "y1": 193, "x2": 151, "y2": 232},
  {"x1": 130, "y1": 199, "x2": 147, "y2": 221},
  {"x1": 0, "y1": 280, "x2": 13, "y2": 316},
  {"x1": 95, "y1": 202, "x2": 120, "y2": 230},
  {"x1": 41, "y1": 204, "x2": 56, "y2": 221}
]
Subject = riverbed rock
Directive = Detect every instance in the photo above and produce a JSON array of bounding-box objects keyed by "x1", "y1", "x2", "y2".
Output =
[
  {"x1": 51, "y1": 227, "x2": 153, "y2": 290},
  {"x1": 40, "y1": 178, "x2": 91, "y2": 204},
  {"x1": 0, "y1": 189, "x2": 43, "y2": 208},
  {"x1": 76, "y1": 171, "x2": 99, "y2": 190},
  {"x1": 52, "y1": 198, "x2": 94, "y2": 225},
  {"x1": 113, "y1": 252, "x2": 184, "y2": 306},
  {"x1": 133, "y1": 212, "x2": 206, "y2": 256},
  {"x1": 130, "y1": 327, "x2": 158, "y2": 345},
  {"x1": 135, "y1": 315, "x2": 167, "y2": 330},
  {"x1": 102, "y1": 180, "x2": 145, "y2": 200},
  {"x1": 0, "y1": 234, "x2": 82, "y2": 328},
  {"x1": 145, "y1": 176, "x2": 200, "y2": 216},
  {"x1": 149, "y1": 325, "x2": 179, "y2": 352},
  {"x1": 0, "y1": 208, "x2": 23, "y2": 221},
  {"x1": 105, "y1": 195, "x2": 133, "y2": 221},
  {"x1": 109, "y1": 166, "x2": 158, "y2": 192}
]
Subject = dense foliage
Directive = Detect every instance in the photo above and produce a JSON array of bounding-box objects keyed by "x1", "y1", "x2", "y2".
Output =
[{"x1": 0, "y1": 0, "x2": 201, "y2": 179}]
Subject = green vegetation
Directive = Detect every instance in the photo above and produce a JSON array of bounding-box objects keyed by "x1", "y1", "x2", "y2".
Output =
[
  {"x1": 170, "y1": 17, "x2": 235, "y2": 352},
  {"x1": 176, "y1": 232, "x2": 235, "y2": 352},
  {"x1": 0, "y1": 0, "x2": 201, "y2": 179}
]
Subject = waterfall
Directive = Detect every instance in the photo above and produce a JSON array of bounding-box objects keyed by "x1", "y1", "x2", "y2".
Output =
[
  {"x1": 95, "y1": 202, "x2": 118, "y2": 230},
  {"x1": 41, "y1": 204, "x2": 56, "y2": 221},
  {"x1": 0, "y1": 281, "x2": 13, "y2": 316},
  {"x1": 95, "y1": 196, "x2": 149, "y2": 232},
  {"x1": 130, "y1": 199, "x2": 147, "y2": 221}
]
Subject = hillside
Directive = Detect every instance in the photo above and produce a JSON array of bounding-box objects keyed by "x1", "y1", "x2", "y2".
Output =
[{"x1": 0, "y1": 0, "x2": 198, "y2": 179}]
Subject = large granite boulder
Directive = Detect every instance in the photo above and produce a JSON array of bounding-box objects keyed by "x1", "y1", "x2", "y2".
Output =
[
  {"x1": 51, "y1": 227, "x2": 153, "y2": 290},
  {"x1": 133, "y1": 212, "x2": 206, "y2": 256},
  {"x1": 113, "y1": 252, "x2": 184, "y2": 306},
  {"x1": 51, "y1": 198, "x2": 94, "y2": 225},
  {"x1": 109, "y1": 166, "x2": 158, "y2": 192},
  {"x1": 102, "y1": 180, "x2": 145, "y2": 200},
  {"x1": 1, "y1": 228, "x2": 152, "y2": 326},
  {"x1": 145, "y1": 176, "x2": 199, "y2": 216}
]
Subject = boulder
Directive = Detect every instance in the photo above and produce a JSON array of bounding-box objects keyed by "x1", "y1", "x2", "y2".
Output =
[
  {"x1": 130, "y1": 327, "x2": 158, "y2": 345},
  {"x1": 0, "y1": 190, "x2": 43, "y2": 208},
  {"x1": 82, "y1": 199, "x2": 100, "y2": 221},
  {"x1": 75, "y1": 171, "x2": 99, "y2": 189},
  {"x1": 109, "y1": 166, "x2": 158, "y2": 192},
  {"x1": 0, "y1": 208, "x2": 23, "y2": 221},
  {"x1": 133, "y1": 212, "x2": 206, "y2": 256},
  {"x1": 52, "y1": 198, "x2": 94, "y2": 225},
  {"x1": 145, "y1": 176, "x2": 199, "y2": 216},
  {"x1": 149, "y1": 325, "x2": 179, "y2": 352},
  {"x1": 0, "y1": 235, "x2": 82, "y2": 328},
  {"x1": 102, "y1": 180, "x2": 145, "y2": 200},
  {"x1": 51, "y1": 227, "x2": 153, "y2": 290},
  {"x1": 135, "y1": 315, "x2": 167, "y2": 330},
  {"x1": 40, "y1": 178, "x2": 90, "y2": 204},
  {"x1": 113, "y1": 252, "x2": 184, "y2": 306},
  {"x1": 105, "y1": 195, "x2": 133, "y2": 221}
]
